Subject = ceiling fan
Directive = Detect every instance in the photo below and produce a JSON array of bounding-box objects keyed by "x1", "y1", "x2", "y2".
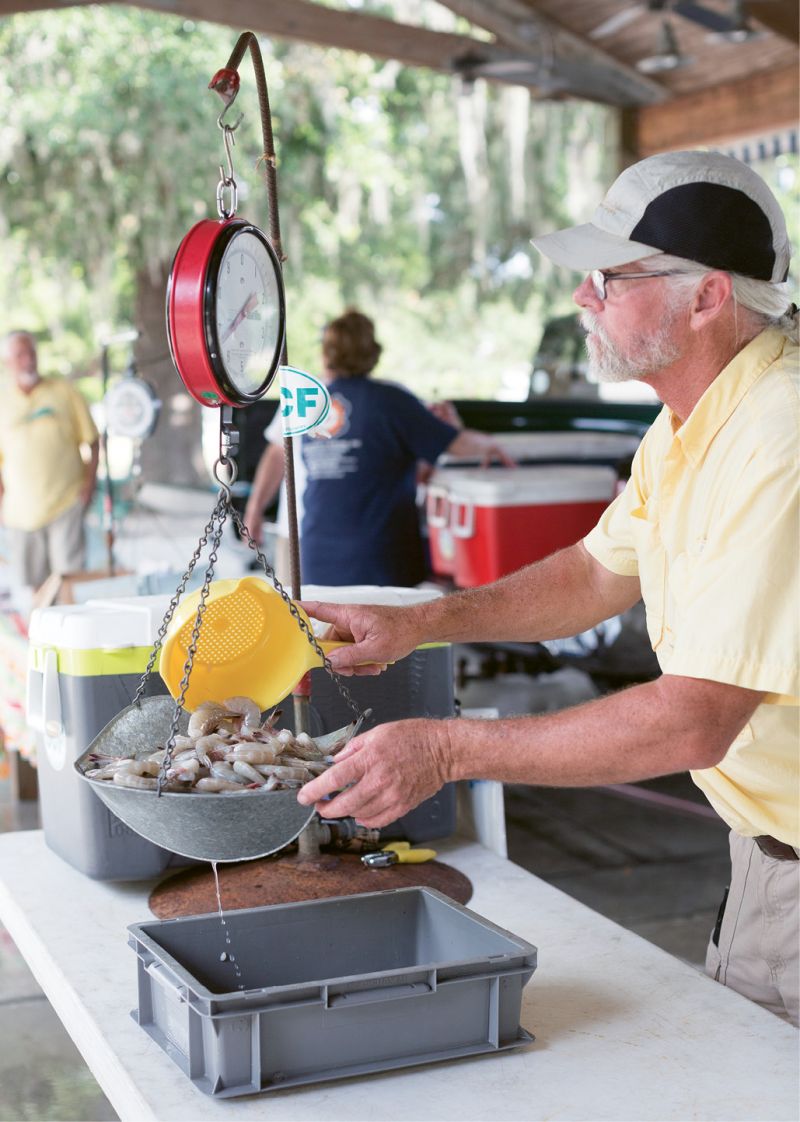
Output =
[
  {"x1": 636, "y1": 19, "x2": 694, "y2": 71},
  {"x1": 590, "y1": 0, "x2": 764, "y2": 42}
]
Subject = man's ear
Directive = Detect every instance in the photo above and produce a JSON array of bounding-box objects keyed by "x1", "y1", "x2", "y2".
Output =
[{"x1": 689, "y1": 271, "x2": 733, "y2": 331}]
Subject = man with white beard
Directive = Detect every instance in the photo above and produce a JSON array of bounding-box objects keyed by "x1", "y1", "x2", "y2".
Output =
[
  {"x1": 0, "y1": 331, "x2": 99, "y2": 589},
  {"x1": 296, "y1": 151, "x2": 799, "y2": 1025}
]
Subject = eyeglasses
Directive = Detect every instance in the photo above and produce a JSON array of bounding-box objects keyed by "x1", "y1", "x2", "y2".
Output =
[{"x1": 590, "y1": 269, "x2": 684, "y2": 302}]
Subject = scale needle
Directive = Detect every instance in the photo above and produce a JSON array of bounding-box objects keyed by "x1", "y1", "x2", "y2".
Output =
[{"x1": 221, "y1": 292, "x2": 259, "y2": 343}]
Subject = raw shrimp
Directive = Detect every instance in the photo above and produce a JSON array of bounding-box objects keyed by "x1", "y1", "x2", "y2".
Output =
[
  {"x1": 210, "y1": 761, "x2": 248, "y2": 785},
  {"x1": 224, "y1": 745, "x2": 280, "y2": 765},
  {"x1": 187, "y1": 702, "x2": 233, "y2": 739},
  {"x1": 84, "y1": 694, "x2": 359, "y2": 797},
  {"x1": 196, "y1": 777, "x2": 249, "y2": 792},
  {"x1": 166, "y1": 758, "x2": 201, "y2": 781},
  {"x1": 222, "y1": 696, "x2": 262, "y2": 732},
  {"x1": 194, "y1": 734, "x2": 230, "y2": 766},
  {"x1": 231, "y1": 760, "x2": 266, "y2": 785},
  {"x1": 253, "y1": 763, "x2": 311, "y2": 782},
  {"x1": 124, "y1": 759, "x2": 161, "y2": 777},
  {"x1": 113, "y1": 771, "x2": 159, "y2": 790}
]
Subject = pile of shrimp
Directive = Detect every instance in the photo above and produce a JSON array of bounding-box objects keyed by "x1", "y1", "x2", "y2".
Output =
[{"x1": 84, "y1": 695, "x2": 363, "y2": 794}]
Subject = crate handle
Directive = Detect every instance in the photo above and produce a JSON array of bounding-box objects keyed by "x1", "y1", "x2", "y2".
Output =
[
  {"x1": 450, "y1": 497, "x2": 475, "y2": 539},
  {"x1": 426, "y1": 485, "x2": 449, "y2": 528},
  {"x1": 325, "y1": 980, "x2": 433, "y2": 1009},
  {"x1": 146, "y1": 959, "x2": 189, "y2": 1002}
]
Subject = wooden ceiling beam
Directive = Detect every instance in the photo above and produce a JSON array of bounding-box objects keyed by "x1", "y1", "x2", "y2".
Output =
[
  {"x1": 630, "y1": 64, "x2": 799, "y2": 156},
  {"x1": 438, "y1": 0, "x2": 666, "y2": 104},
  {"x1": 0, "y1": 0, "x2": 665, "y2": 105}
]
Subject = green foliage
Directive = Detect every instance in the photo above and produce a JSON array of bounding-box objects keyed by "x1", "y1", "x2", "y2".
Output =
[{"x1": 0, "y1": 6, "x2": 614, "y2": 395}]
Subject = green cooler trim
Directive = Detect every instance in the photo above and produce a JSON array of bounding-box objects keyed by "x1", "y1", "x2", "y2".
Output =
[
  {"x1": 30, "y1": 642, "x2": 445, "y2": 676},
  {"x1": 29, "y1": 644, "x2": 159, "y2": 677}
]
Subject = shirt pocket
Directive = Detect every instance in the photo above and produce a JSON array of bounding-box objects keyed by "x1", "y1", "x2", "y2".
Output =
[{"x1": 630, "y1": 497, "x2": 666, "y2": 650}]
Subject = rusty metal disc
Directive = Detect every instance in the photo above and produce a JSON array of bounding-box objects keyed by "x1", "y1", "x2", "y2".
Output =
[{"x1": 149, "y1": 852, "x2": 472, "y2": 918}]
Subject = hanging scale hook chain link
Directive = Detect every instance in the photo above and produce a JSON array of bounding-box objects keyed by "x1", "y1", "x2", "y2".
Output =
[{"x1": 216, "y1": 122, "x2": 239, "y2": 220}]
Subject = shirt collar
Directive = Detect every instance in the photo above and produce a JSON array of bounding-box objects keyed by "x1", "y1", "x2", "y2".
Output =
[{"x1": 669, "y1": 328, "x2": 787, "y2": 465}]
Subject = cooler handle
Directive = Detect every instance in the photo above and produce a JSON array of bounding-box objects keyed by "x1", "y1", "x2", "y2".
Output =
[
  {"x1": 40, "y1": 648, "x2": 69, "y2": 769},
  {"x1": 25, "y1": 657, "x2": 44, "y2": 733},
  {"x1": 426, "y1": 485, "x2": 449, "y2": 529},
  {"x1": 450, "y1": 497, "x2": 475, "y2": 539}
]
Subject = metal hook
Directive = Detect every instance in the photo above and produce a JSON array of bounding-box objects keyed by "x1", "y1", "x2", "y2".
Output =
[
  {"x1": 220, "y1": 124, "x2": 237, "y2": 182},
  {"x1": 217, "y1": 104, "x2": 244, "y2": 133},
  {"x1": 213, "y1": 456, "x2": 238, "y2": 499}
]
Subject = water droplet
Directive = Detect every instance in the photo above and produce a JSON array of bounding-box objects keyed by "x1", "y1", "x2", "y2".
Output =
[{"x1": 220, "y1": 951, "x2": 228, "y2": 962}]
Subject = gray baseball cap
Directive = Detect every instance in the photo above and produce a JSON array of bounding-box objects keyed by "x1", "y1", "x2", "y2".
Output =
[{"x1": 532, "y1": 150, "x2": 791, "y2": 283}]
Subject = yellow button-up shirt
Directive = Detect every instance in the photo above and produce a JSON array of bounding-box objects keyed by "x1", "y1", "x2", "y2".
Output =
[
  {"x1": 584, "y1": 328, "x2": 799, "y2": 845},
  {"x1": 0, "y1": 376, "x2": 98, "y2": 532}
]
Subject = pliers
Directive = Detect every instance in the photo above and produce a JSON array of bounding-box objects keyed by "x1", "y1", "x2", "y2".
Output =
[{"x1": 361, "y1": 841, "x2": 437, "y2": 869}]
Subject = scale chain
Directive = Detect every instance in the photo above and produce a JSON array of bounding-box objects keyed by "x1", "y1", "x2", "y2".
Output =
[
  {"x1": 156, "y1": 497, "x2": 227, "y2": 794},
  {"x1": 130, "y1": 493, "x2": 229, "y2": 709}
]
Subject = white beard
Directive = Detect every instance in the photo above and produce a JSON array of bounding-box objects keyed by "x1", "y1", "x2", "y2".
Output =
[{"x1": 581, "y1": 313, "x2": 682, "y2": 383}]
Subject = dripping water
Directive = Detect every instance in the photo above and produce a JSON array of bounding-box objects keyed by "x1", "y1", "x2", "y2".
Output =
[{"x1": 211, "y1": 860, "x2": 244, "y2": 991}]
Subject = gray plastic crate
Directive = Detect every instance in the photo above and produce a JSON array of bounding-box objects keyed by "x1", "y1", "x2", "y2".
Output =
[{"x1": 129, "y1": 887, "x2": 536, "y2": 1096}]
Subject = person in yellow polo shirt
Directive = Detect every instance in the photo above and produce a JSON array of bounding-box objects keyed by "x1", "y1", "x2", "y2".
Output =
[
  {"x1": 294, "y1": 151, "x2": 799, "y2": 1026},
  {"x1": 0, "y1": 331, "x2": 99, "y2": 589}
]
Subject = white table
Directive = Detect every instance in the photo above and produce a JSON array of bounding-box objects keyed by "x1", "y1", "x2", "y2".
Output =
[{"x1": 0, "y1": 830, "x2": 797, "y2": 1122}]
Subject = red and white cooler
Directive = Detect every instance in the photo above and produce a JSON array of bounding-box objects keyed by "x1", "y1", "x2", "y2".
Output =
[
  {"x1": 425, "y1": 481, "x2": 456, "y2": 577},
  {"x1": 444, "y1": 464, "x2": 617, "y2": 587}
]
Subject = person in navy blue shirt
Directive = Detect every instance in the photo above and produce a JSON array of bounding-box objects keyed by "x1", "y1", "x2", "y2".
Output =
[{"x1": 301, "y1": 309, "x2": 510, "y2": 587}]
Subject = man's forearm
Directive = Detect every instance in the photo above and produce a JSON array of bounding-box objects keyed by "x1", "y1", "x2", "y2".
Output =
[
  {"x1": 413, "y1": 542, "x2": 640, "y2": 645},
  {"x1": 297, "y1": 674, "x2": 764, "y2": 826},
  {"x1": 441, "y1": 674, "x2": 763, "y2": 787}
]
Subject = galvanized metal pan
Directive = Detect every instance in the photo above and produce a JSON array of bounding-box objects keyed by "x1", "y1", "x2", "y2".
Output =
[{"x1": 74, "y1": 696, "x2": 315, "y2": 863}]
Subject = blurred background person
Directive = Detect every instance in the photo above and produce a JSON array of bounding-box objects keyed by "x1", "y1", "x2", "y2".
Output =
[
  {"x1": 300, "y1": 308, "x2": 511, "y2": 587},
  {"x1": 0, "y1": 331, "x2": 99, "y2": 590}
]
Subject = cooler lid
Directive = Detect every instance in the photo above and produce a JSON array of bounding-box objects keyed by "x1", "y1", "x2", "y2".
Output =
[
  {"x1": 445, "y1": 465, "x2": 616, "y2": 506},
  {"x1": 28, "y1": 594, "x2": 170, "y2": 651},
  {"x1": 439, "y1": 430, "x2": 641, "y2": 466}
]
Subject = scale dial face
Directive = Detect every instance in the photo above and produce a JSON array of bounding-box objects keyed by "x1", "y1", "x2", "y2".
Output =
[
  {"x1": 166, "y1": 218, "x2": 286, "y2": 407},
  {"x1": 206, "y1": 225, "x2": 285, "y2": 401}
]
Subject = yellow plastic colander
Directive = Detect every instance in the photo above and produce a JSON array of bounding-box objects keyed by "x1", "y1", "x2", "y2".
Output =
[{"x1": 159, "y1": 576, "x2": 347, "y2": 712}]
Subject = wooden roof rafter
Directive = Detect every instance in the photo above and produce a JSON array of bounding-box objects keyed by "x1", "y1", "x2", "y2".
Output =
[{"x1": 0, "y1": 0, "x2": 667, "y2": 106}]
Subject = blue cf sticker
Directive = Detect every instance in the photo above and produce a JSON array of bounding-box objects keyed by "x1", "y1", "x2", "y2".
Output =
[{"x1": 278, "y1": 366, "x2": 331, "y2": 436}]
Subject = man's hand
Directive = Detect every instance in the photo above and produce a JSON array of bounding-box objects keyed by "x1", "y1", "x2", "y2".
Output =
[
  {"x1": 300, "y1": 600, "x2": 427, "y2": 675},
  {"x1": 296, "y1": 718, "x2": 451, "y2": 826},
  {"x1": 476, "y1": 434, "x2": 516, "y2": 469},
  {"x1": 445, "y1": 428, "x2": 515, "y2": 468}
]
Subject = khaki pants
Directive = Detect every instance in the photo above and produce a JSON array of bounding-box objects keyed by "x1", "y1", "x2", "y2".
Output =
[
  {"x1": 8, "y1": 500, "x2": 86, "y2": 589},
  {"x1": 706, "y1": 831, "x2": 799, "y2": 1025}
]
